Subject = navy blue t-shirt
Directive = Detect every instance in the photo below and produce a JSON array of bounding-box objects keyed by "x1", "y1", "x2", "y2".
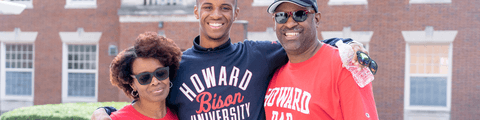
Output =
[{"x1": 167, "y1": 36, "x2": 287, "y2": 120}]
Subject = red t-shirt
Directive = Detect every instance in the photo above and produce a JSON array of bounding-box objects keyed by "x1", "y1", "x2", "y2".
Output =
[
  {"x1": 264, "y1": 44, "x2": 378, "y2": 120},
  {"x1": 110, "y1": 104, "x2": 179, "y2": 120}
]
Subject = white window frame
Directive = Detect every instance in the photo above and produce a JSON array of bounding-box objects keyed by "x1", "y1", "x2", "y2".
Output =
[
  {"x1": 65, "y1": 0, "x2": 97, "y2": 9},
  {"x1": 321, "y1": 26, "x2": 373, "y2": 51},
  {"x1": 0, "y1": 28, "x2": 37, "y2": 101},
  {"x1": 328, "y1": 0, "x2": 368, "y2": 6},
  {"x1": 8, "y1": 0, "x2": 33, "y2": 9},
  {"x1": 60, "y1": 28, "x2": 101, "y2": 103},
  {"x1": 402, "y1": 26, "x2": 457, "y2": 112},
  {"x1": 409, "y1": 0, "x2": 452, "y2": 4},
  {"x1": 251, "y1": 0, "x2": 274, "y2": 6}
]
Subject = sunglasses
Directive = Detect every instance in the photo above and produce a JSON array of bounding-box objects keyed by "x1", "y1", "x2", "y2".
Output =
[
  {"x1": 131, "y1": 66, "x2": 169, "y2": 85},
  {"x1": 356, "y1": 51, "x2": 378, "y2": 75},
  {"x1": 274, "y1": 10, "x2": 315, "y2": 24}
]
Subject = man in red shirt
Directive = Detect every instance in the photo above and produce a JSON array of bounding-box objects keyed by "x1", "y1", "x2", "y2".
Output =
[{"x1": 263, "y1": 0, "x2": 378, "y2": 119}]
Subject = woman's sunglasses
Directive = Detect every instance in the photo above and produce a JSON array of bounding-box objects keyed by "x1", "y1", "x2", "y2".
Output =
[
  {"x1": 274, "y1": 10, "x2": 315, "y2": 24},
  {"x1": 131, "y1": 66, "x2": 169, "y2": 85},
  {"x1": 356, "y1": 51, "x2": 378, "y2": 75}
]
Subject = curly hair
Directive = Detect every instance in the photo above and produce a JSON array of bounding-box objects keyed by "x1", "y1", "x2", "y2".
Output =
[{"x1": 109, "y1": 32, "x2": 182, "y2": 100}]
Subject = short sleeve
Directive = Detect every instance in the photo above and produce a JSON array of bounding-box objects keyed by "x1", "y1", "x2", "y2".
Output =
[{"x1": 246, "y1": 40, "x2": 288, "y2": 73}]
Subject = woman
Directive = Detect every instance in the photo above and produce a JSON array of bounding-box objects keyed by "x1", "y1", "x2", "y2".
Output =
[{"x1": 109, "y1": 32, "x2": 181, "y2": 120}]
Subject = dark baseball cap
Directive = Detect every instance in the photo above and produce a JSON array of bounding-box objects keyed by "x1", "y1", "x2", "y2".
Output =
[{"x1": 267, "y1": 0, "x2": 319, "y2": 13}]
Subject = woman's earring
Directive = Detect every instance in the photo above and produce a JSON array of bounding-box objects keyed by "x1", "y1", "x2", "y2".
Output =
[
  {"x1": 170, "y1": 82, "x2": 173, "y2": 88},
  {"x1": 131, "y1": 90, "x2": 138, "y2": 97}
]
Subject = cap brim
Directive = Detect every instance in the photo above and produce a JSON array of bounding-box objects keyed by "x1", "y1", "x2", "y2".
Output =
[{"x1": 267, "y1": 0, "x2": 310, "y2": 13}]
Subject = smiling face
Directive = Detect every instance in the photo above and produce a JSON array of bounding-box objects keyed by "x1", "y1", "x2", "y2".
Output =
[
  {"x1": 273, "y1": 2, "x2": 321, "y2": 54},
  {"x1": 195, "y1": 0, "x2": 238, "y2": 41},
  {"x1": 131, "y1": 57, "x2": 170, "y2": 103}
]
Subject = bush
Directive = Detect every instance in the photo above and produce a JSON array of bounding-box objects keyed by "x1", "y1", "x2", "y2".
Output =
[{"x1": 0, "y1": 102, "x2": 129, "y2": 120}]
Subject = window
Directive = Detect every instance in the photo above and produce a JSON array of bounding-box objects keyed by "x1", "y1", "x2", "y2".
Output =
[
  {"x1": 65, "y1": 0, "x2": 97, "y2": 9},
  {"x1": 2, "y1": 44, "x2": 34, "y2": 97},
  {"x1": 66, "y1": 44, "x2": 96, "y2": 97},
  {"x1": 0, "y1": 28, "x2": 37, "y2": 102},
  {"x1": 328, "y1": 0, "x2": 368, "y2": 5},
  {"x1": 60, "y1": 28, "x2": 101, "y2": 102},
  {"x1": 402, "y1": 26, "x2": 456, "y2": 117},
  {"x1": 9, "y1": 0, "x2": 33, "y2": 9},
  {"x1": 408, "y1": 45, "x2": 449, "y2": 107},
  {"x1": 410, "y1": 0, "x2": 451, "y2": 4},
  {"x1": 108, "y1": 45, "x2": 117, "y2": 56},
  {"x1": 252, "y1": 0, "x2": 274, "y2": 6},
  {"x1": 63, "y1": 44, "x2": 98, "y2": 102}
]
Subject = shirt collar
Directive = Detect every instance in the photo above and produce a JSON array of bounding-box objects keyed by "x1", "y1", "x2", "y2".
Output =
[{"x1": 193, "y1": 36, "x2": 232, "y2": 52}]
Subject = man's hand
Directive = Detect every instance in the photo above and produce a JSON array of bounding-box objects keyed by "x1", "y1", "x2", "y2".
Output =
[
  {"x1": 91, "y1": 108, "x2": 112, "y2": 120},
  {"x1": 349, "y1": 41, "x2": 369, "y2": 71}
]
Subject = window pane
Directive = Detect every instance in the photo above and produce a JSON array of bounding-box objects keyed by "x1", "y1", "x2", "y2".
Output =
[
  {"x1": 440, "y1": 65, "x2": 449, "y2": 74},
  {"x1": 6, "y1": 72, "x2": 32, "y2": 96},
  {"x1": 91, "y1": 46, "x2": 96, "y2": 52},
  {"x1": 28, "y1": 45, "x2": 33, "y2": 51},
  {"x1": 11, "y1": 45, "x2": 16, "y2": 52},
  {"x1": 23, "y1": 45, "x2": 28, "y2": 51},
  {"x1": 68, "y1": 73, "x2": 95, "y2": 97},
  {"x1": 75, "y1": 54, "x2": 79, "y2": 60},
  {"x1": 433, "y1": 66, "x2": 440, "y2": 74},
  {"x1": 22, "y1": 62, "x2": 27, "y2": 68},
  {"x1": 68, "y1": 45, "x2": 73, "y2": 52},
  {"x1": 6, "y1": 62, "x2": 10, "y2": 68},
  {"x1": 28, "y1": 53, "x2": 32, "y2": 60},
  {"x1": 86, "y1": 63, "x2": 90, "y2": 69},
  {"x1": 410, "y1": 77, "x2": 447, "y2": 107},
  {"x1": 80, "y1": 45, "x2": 85, "y2": 52},
  {"x1": 74, "y1": 45, "x2": 79, "y2": 52},
  {"x1": 6, "y1": 45, "x2": 11, "y2": 51},
  {"x1": 80, "y1": 54, "x2": 84, "y2": 60}
]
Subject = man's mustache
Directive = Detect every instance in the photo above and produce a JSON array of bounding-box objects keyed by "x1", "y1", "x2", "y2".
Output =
[{"x1": 280, "y1": 25, "x2": 304, "y2": 33}]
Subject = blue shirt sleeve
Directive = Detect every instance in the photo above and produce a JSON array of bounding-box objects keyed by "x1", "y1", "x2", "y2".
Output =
[
  {"x1": 322, "y1": 38, "x2": 354, "y2": 48},
  {"x1": 246, "y1": 40, "x2": 288, "y2": 73}
]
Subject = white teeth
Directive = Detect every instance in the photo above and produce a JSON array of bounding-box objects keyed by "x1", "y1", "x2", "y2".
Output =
[
  {"x1": 210, "y1": 23, "x2": 222, "y2": 27},
  {"x1": 285, "y1": 33, "x2": 299, "y2": 36}
]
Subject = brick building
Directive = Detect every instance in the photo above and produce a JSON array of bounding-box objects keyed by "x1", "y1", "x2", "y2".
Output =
[{"x1": 0, "y1": 0, "x2": 479, "y2": 119}]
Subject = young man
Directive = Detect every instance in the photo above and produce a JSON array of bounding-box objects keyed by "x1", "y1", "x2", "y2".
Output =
[
  {"x1": 263, "y1": 0, "x2": 378, "y2": 120},
  {"x1": 92, "y1": 0, "x2": 371, "y2": 119}
]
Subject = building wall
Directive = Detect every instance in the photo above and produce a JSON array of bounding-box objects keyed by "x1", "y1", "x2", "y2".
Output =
[{"x1": 0, "y1": 0, "x2": 121, "y2": 107}]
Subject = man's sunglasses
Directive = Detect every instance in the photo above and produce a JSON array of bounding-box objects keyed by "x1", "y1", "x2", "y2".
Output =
[
  {"x1": 274, "y1": 10, "x2": 315, "y2": 24},
  {"x1": 356, "y1": 51, "x2": 378, "y2": 75},
  {"x1": 131, "y1": 66, "x2": 169, "y2": 85}
]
